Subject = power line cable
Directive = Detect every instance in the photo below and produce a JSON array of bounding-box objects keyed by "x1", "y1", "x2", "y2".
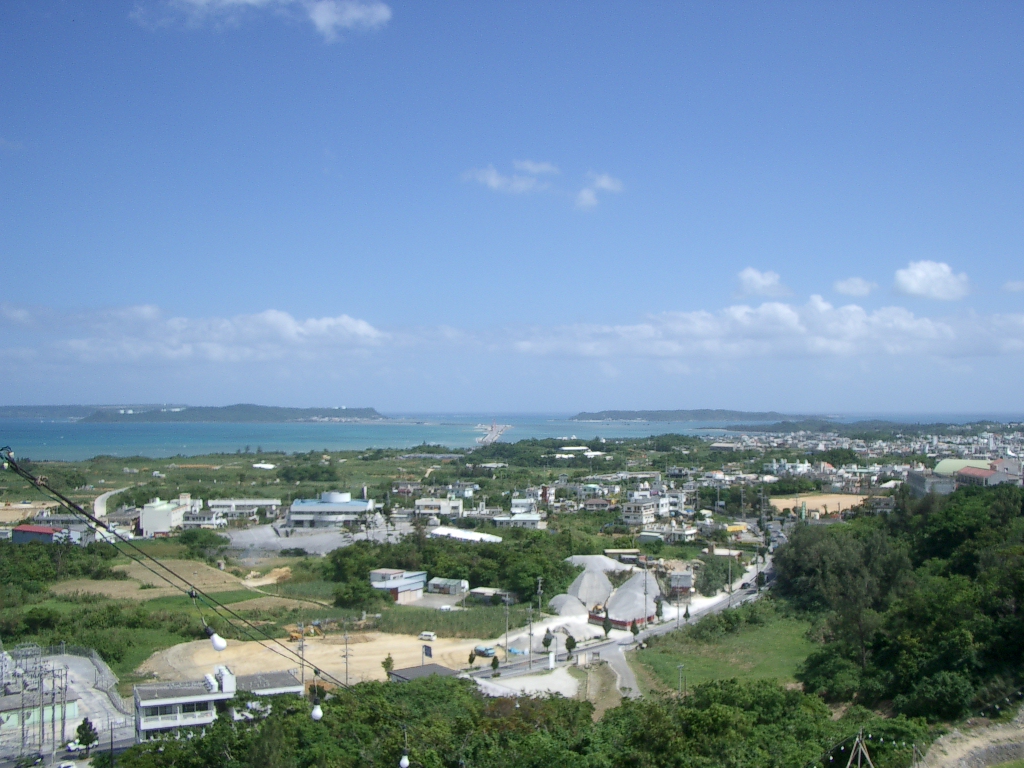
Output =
[{"x1": 0, "y1": 447, "x2": 349, "y2": 689}]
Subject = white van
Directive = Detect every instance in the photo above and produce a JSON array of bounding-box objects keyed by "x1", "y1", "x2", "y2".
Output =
[{"x1": 418, "y1": 631, "x2": 437, "y2": 641}]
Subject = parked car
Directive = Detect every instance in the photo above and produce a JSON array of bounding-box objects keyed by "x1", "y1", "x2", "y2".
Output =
[
  {"x1": 474, "y1": 646, "x2": 496, "y2": 657},
  {"x1": 418, "y1": 631, "x2": 437, "y2": 641}
]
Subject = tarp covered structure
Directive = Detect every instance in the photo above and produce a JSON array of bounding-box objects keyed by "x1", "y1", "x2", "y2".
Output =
[
  {"x1": 548, "y1": 593, "x2": 589, "y2": 616},
  {"x1": 605, "y1": 569, "x2": 661, "y2": 626},
  {"x1": 567, "y1": 569, "x2": 613, "y2": 609}
]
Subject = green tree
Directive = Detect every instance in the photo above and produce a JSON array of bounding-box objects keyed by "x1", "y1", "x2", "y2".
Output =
[
  {"x1": 630, "y1": 619, "x2": 639, "y2": 639},
  {"x1": 468, "y1": 649, "x2": 476, "y2": 666},
  {"x1": 382, "y1": 653, "x2": 394, "y2": 675},
  {"x1": 491, "y1": 655, "x2": 499, "y2": 672},
  {"x1": 77, "y1": 717, "x2": 99, "y2": 755},
  {"x1": 602, "y1": 610, "x2": 613, "y2": 638},
  {"x1": 655, "y1": 597, "x2": 663, "y2": 620},
  {"x1": 565, "y1": 634, "x2": 576, "y2": 659},
  {"x1": 542, "y1": 629, "x2": 553, "y2": 651}
]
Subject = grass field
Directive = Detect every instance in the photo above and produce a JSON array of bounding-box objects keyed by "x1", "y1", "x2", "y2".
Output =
[
  {"x1": 634, "y1": 614, "x2": 815, "y2": 694},
  {"x1": 993, "y1": 761, "x2": 1024, "y2": 768}
]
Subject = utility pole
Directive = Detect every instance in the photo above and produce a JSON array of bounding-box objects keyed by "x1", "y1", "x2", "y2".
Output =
[
  {"x1": 504, "y1": 598, "x2": 510, "y2": 663},
  {"x1": 527, "y1": 606, "x2": 533, "y2": 671},
  {"x1": 677, "y1": 664, "x2": 684, "y2": 695},
  {"x1": 536, "y1": 576, "x2": 543, "y2": 614},
  {"x1": 343, "y1": 622, "x2": 350, "y2": 687},
  {"x1": 299, "y1": 622, "x2": 305, "y2": 688}
]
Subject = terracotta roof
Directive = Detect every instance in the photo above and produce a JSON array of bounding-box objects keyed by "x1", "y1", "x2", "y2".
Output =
[
  {"x1": 957, "y1": 467, "x2": 996, "y2": 479},
  {"x1": 13, "y1": 524, "x2": 61, "y2": 534}
]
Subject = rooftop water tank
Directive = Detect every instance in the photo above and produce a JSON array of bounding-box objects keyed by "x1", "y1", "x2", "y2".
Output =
[{"x1": 321, "y1": 492, "x2": 351, "y2": 503}]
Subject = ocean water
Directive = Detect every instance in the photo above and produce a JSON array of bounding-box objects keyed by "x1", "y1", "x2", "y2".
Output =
[
  {"x1": 0, "y1": 414, "x2": 734, "y2": 461},
  {"x1": 3, "y1": 411, "x2": 1018, "y2": 462}
]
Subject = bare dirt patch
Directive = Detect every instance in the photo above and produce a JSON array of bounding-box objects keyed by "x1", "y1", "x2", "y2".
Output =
[
  {"x1": 769, "y1": 493, "x2": 867, "y2": 515},
  {"x1": 920, "y1": 711, "x2": 1024, "y2": 768},
  {"x1": 51, "y1": 559, "x2": 245, "y2": 600},
  {"x1": 244, "y1": 567, "x2": 292, "y2": 588},
  {"x1": 137, "y1": 631, "x2": 487, "y2": 685}
]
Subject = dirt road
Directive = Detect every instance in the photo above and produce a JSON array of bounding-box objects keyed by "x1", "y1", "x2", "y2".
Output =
[{"x1": 921, "y1": 710, "x2": 1024, "y2": 768}]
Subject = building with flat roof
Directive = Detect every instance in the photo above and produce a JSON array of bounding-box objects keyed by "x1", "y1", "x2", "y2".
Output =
[
  {"x1": 908, "y1": 470, "x2": 956, "y2": 498},
  {"x1": 140, "y1": 494, "x2": 201, "y2": 537},
  {"x1": 369, "y1": 568, "x2": 427, "y2": 604},
  {"x1": 134, "y1": 666, "x2": 302, "y2": 741},
  {"x1": 427, "y1": 577, "x2": 469, "y2": 595},
  {"x1": 492, "y1": 513, "x2": 546, "y2": 530},
  {"x1": 414, "y1": 498, "x2": 464, "y2": 518},
  {"x1": 208, "y1": 498, "x2": 282, "y2": 519},
  {"x1": 288, "y1": 492, "x2": 375, "y2": 528}
]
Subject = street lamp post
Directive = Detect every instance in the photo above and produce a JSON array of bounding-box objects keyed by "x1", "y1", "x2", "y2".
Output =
[{"x1": 677, "y1": 664, "x2": 685, "y2": 696}]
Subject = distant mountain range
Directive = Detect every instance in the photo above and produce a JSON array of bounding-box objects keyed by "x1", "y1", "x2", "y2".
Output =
[
  {"x1": 1, "y1": 404, "x2": 386, "y2": 423},
  {"x1": 571, "y1": 409, "x2": 809, "y2": 422}
]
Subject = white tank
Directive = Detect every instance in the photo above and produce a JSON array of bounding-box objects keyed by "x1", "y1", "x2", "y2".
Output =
[{"x1": 321, "y1": 492, "x2": 351, "y2": 503}]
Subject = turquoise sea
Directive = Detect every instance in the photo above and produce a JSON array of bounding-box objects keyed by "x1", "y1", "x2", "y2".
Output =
[{"x1": 0, "y1": 414, "x2": 736, "y2": 461}]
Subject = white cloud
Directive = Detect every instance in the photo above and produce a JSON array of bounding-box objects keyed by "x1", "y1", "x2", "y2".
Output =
[
  {"x1": 894, "y1": 260, "x2": 969, "y2": 300},
  {"x1": 511, "y1": 296, "x2": 1024, "y2": 361},
  {"x1": 513, "y1": 160, "x2": 559, "y2": 175},
  {"x1": 1004, "y1": 280, "x2": 1024, "y2": 293},
  {"x1": 153, "y1": 0, "x2": 390, "y2": 41},
  {"x1": 463, "y1": 165, "x2": 542, "y2": 194},
  {"x1": 834, "y1": 277, "x2": 877, "y2": 297},
  {"x1": 49, "y1": 307, "x2": 388, "y2": 365},
  {"x1": 304, "y1": 0, "x2": 390, "y2": 41},
  {"x1": 576, "y1": 173, "x2": 623, "y2": 209},
  {"x1": 738, "y1": 268, "x2": 790, "y2": 297}
]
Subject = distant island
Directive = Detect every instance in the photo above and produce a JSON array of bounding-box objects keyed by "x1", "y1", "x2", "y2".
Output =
[
  {"x1": 571, "y1": 409, "x2": 809, "y2": 422},
  {"x1": 0, "y1": 404, "x2": 386, "y2": 423}
]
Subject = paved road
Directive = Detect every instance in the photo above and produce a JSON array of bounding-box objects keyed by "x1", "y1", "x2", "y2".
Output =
[
  {"x1": 470, "y1": 558, "x2": 773, "y2": 699},
  {"x1": 93, "y1": 487, "x2": 128, "y2": 517}
]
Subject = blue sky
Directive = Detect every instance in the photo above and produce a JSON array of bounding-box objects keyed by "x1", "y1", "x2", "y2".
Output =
[{"x1": 2, "y1": 1, "x2": 1024, "y2": 414}]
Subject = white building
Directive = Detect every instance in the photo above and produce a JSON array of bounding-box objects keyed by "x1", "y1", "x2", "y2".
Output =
[
  {"x1": 621, "y1": 496, "x2": 669, "y2": 527},
  {"x1": 492, "y1": 513, "x2": 546, "y2": 530},
  {"x1": 414, "y1": 497, "x2": 464, "y2": 518},
  {"x1": 182, "y1": 510, "x2": 227, "y2": 530},
  {"x1": 288, "y1": 492, "x2": 375, "y2": 528},
  {"x1": 140, "y1": 494, "x2": 201, "y2": 537},
  {"x1": 134, "y1": 666, "x2": 302, "y2": 741},
  {"x1": 369, "y1": 568, "x2": 428, "y2": 604},
  {"x1": 208, "y1": 498, "x2": 282, "y2": 520},
  {"x1": 510, "y1": 497, "x2": 538, "y2": 515}
]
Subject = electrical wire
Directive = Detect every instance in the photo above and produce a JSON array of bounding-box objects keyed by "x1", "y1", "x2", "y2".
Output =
[{"x1": 0, "y1": 447, "x2": 349, "y2": 689}]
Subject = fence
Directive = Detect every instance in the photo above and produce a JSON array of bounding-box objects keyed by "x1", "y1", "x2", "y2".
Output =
[{"x1": 44, "y1": 643, "x2": 134, "y2": 716}]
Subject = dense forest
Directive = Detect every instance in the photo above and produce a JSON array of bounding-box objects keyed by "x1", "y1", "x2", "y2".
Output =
[
  {"x1": 100, "y1": 675, "x2": 928, "y2": 768},
  {"x1": 774, "y1": 484, "x2": 1024, "y2": 720}
]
